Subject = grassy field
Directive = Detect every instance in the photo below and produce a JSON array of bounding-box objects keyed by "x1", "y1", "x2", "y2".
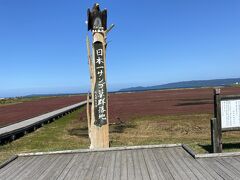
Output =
[
  {"x1": 114, "y1": 114, "x2": 240, "y2": 153},
  {"x1": 0, "y1": 96, "x2": 48, "y2": 106},
  {"x1": 1, "y1": 107, "x2": 240, "y2": 164},
  {"x1": 0, "y1": 108, "x2": 89, "y2": 164}
]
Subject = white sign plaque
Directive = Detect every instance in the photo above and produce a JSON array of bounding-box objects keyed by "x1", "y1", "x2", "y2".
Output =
[{"x1": 221, "y1": 99, "x2": 240, "y2": 129}]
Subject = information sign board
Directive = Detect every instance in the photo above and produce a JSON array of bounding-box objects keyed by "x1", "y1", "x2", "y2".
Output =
[{"x1": 221, "y1": 99, "x2": 240, "y2": 129}]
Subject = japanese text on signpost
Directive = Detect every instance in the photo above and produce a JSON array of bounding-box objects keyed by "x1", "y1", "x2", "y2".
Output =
[{"x1": 94, "y1": 42, "x2": 107, "y2": 126}]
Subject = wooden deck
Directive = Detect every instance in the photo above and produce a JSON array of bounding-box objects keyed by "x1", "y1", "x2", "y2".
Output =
[{"x1": 1, "y1": 145, "x2": 240, "y2": 179}]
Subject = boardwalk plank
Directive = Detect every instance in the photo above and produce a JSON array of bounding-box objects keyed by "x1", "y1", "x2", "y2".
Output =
[
  {"x1": 208, "y1": 158, "x2": 238, "y2": 179},
  {"x1": 163, "y1": 148, "x2": 189, "y2": 180},
  {"x1": 48, "y1": 154, "x2": 73, "y2": 180},
  {"x1": 0, "y1": 157, "x2": 22, "y2": 176},
  {"x1": 137, "y1": 150, "x2": 151, "y2": 180},
  {"x1": 126, "y1": 149, "x2": 135, "y2": 180},
  {"x1": 152, "y1": 148, "x2": 174, "y2": 179},
  {"x1": 1, "y1": 156, "x2": 37, "y2": 179},
  {"x1": 196, "y1": 158, "x2": 224, "y2": 179},
  {"x1": 169, "y1": 148, "x2": 197, "y2": 180},
  {"x1": 148, "y1": 149, "x2": 168, "y2": 179},
  {"x1": 174, "y1": 148, "x2": 215, "y2": 180},
  {"x1": 120, "y1": 150, "x2": 128, "y2": 180},
  {"x1": 0, "y1": 157, "x2": 25, "y2": 178},
  {"x1": 14, "y1": 155, "x2": 49, "y2": 180},
  {"x1": 64, "y1": 153, "x2": 86, "y2": 179},
  {"x1": 216, "y1": 158, "x2": 240, "y2": 178},
  {"x1": 113, "y1": 151, "x2": 121, "y2": 180},
  {"x1": 35, "y1": 155, "x2": 64, "y2": 179},
  {"x1": 132, "y1": 150, "x2": 143, "y2": 180},
  {"x1": 2, "y1": 146, "x2": 240, "y2": 179},
  {"x1": 212, "y1": 157, "x2": 240, "y2": 179},
  {"x1": 99, "y1": 151, "x2": 111, "y2": 180},
  {"x1": 198, "y1": 158, "x2": 232, "y2": 179},
  {"x1": 56, "y1": 154, "x2": 80, "y2": 180},
  {"x1": 154, "y1": 148, "x2": 181, "y2": 180},
  {"x1": 30, "y1": 155, "x2": 59, "y2": 179},
  {"x1": 91, "y1": 152, "x2": 106, "y2": 180},
  {"x1": 142, "y1": 149, "x2": 165, "y2": 180},
  {"x1": 223, "y1": 157, "x2": 240, "y2": 172},
  {"x1": 78, "y1": 152, "x2": 97, "y2": 179},
  {"x1": 105, "y1": 151, "x2": 116, "y2": 180},
  {"x1": 231, "y1": 156, "x2": 240, "y2": 168},
  {"x1": 38, "y1": 154, "x2": 73, "y2": 180}
]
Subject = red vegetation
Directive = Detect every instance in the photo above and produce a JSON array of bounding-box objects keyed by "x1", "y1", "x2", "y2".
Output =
[
  {"x1": 1, "y1": 87, "x2": 240, "y2": 127},
  {"x1": 0, "y1": 96, "x2": 85, "y2": 127},
  {"x1": 108, "y1": 87, "x2": 240, "y2": 123}
]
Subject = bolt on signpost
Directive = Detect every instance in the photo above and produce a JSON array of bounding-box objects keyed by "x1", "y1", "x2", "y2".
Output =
[{"x1": 86, "y1": 3, "x2": 114, "y2": 149}]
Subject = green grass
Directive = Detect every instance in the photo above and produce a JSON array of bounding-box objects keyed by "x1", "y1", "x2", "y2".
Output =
[
  {"x1": 110, "y1": 114, "x2": 213, "y2": 152},
  {"x1": 0, "y1": 108, "x2": 89, "y2": 164},
  {"x1": 2, "y1": 108, "x2": 240, "y2": 164},
  {"x1": 109, "y1": 114, "x2": 240, "y2": 154}
]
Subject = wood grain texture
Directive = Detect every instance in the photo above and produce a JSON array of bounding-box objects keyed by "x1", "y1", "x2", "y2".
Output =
[
  {"x1": 2, "y1": 146, "x2": 240, "y2": 179},
  {"x1": 88, "y1": 31, "x2": 109, "y2": 149}
]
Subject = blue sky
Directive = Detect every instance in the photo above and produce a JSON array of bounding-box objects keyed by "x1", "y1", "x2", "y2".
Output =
[{"x1": 0, "y1": 0, "x2": 239, "y2": 97}]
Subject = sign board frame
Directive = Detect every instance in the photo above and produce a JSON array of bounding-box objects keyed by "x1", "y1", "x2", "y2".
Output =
[{"x1": 211, "y1": 89, "x2": 240, "y2": 153}]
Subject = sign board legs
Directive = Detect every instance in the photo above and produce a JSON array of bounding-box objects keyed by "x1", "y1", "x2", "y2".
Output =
[
  {"x1": 211, "y1": 88, "x2": 222, "y2": 153},
  {"x1": 211, "y1": 117, "x2": 221, "y2": 153}
]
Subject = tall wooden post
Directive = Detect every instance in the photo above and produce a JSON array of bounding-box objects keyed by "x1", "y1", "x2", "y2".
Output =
[
  {"x1": 212, "y1": 88, "x2": 222, "y2": 153},
  {"x1": 86, "y1": 3, "x2": 114, "y2": 149}
]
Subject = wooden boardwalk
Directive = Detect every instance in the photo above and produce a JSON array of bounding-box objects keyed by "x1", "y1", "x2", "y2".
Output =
[
  {"x1": 0, "y1": 101, "x2": 87, "y2": 142},
  {"x1": 1, "y1": 145, "x2": 240, "y2": 179}
]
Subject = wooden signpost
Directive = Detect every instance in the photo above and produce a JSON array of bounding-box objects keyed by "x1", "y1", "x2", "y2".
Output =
[
  {"x1": 86, "y1": 3, "x2": 114, "y2": 149},
  {"x1": 211, "y1": 88, "x2": 240, "y2": 153}
]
